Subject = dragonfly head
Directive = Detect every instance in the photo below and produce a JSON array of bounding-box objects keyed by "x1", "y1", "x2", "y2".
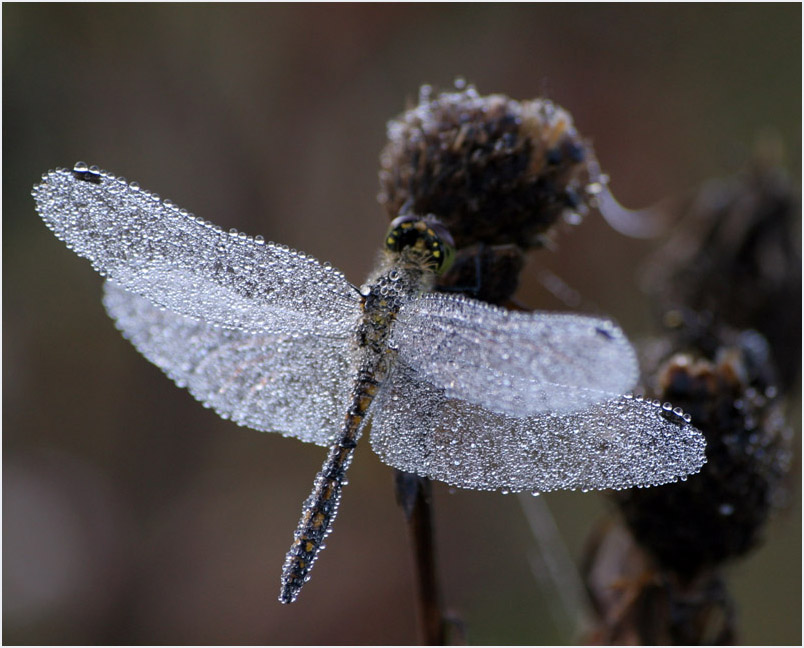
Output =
[{"x1": 385, "y1": 214, "x2": 455, "y2": 275}]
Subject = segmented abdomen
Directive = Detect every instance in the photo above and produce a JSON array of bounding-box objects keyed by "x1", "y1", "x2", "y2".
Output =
[{"x1": 278, "y1": 376, "x2": 379, "y2": 604}]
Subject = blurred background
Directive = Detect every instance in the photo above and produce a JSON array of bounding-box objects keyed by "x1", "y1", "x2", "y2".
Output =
[{"x1": 4, "y1": 4, "x2": 800, "y2": 644}]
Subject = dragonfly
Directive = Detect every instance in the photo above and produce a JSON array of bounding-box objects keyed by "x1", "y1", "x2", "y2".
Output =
[{"x1": 32, "y1": 162, "x2": 707, "y2": 604}]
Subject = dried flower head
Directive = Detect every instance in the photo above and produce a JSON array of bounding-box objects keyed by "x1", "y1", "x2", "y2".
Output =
[
  {"x1": 378, "y1": 81, "x2": 605, "y2": 304},
  {"x1": 378, "y1": 81, "x2": 604, "y2": 250},
  {"x1": 644, "y1": 145, "x2": 801, "y2": 390},
  {"x1": 619, "y1": 326, "x2": 793, "y2": 576}
]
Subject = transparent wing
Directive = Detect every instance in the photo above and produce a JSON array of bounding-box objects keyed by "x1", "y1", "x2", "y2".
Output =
[
  {"x1": 369, "y1": 361, "x2": 706, "y2": 493},
  {"x1": 33, "y1": 165, "x2": 361, "y2": 337},
  {"x1": 393, "y1": 293, "x2": 638, "y2": 417},
  {"x1": 104, "y1": 281, "x2": 353, "y2": 446}
]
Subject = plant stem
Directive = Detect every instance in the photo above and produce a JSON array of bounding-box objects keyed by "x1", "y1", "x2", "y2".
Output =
[{"x1": 395, "y1": 470, "x2": 447, "y2": 645}]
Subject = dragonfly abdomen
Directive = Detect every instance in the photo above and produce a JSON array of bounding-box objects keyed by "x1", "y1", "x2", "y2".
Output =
[
  {"x1": 279, "y1": 263, "x2": 426, "y2": 603},
  {"x1": 278, "y1": 375, "x2": 380, "y2": 603}
]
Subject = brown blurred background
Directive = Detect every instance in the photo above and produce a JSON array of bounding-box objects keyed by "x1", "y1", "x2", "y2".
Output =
[{"x1": 3, "y1": 4, "x2": 800, "y2": 645}]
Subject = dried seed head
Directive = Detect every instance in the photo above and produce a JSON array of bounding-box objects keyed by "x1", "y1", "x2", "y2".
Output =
[
  {"x1": 618, "y1": 327, "x2": 793, "y2": 576},
  {"x1": 378, "y1": 81, "x2": 605, "y2": 304},
  {"x1": 378, "y1": 82, "x2": 603, "y2": 251},
  {"x1": 643, "y1": 143, "x2": 801, "y2": 390}
]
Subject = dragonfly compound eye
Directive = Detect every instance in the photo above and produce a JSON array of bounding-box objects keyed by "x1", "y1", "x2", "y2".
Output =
[{"x1": 385, "y1": 215, "x2": 455, "y2": 275}]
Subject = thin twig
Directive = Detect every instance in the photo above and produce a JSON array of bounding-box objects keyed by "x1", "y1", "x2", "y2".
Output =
[{"x1": 518, "y1": 493, "x2": 595, "y2": 640}]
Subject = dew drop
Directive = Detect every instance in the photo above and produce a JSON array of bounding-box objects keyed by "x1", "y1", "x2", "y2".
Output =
[{"x1": 419, "y1": 84, "x2": 433, "y2": 103}]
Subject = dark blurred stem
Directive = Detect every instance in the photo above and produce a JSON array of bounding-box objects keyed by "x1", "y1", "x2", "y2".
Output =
[{"x1": 395, "y1": 470, "x2": 447, "y2": 645}]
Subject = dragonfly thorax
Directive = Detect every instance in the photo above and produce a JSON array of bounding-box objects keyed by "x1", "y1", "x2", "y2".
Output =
[
  {"x1": 357, "y1": 216, "x2": 453, "y2": 356},
  {"x1": 357, "y1": 266, "x2": 420, "y2": 359}
]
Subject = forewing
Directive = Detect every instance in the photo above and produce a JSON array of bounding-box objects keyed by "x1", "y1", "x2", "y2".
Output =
[
  {"x1": 104, "y1": 282, "x2": 353, "y2": 446},
  {"x1": 33, "y1": 166, "x2": 361, "y2": 337},
  {"x1": 393, "y1": 293, "x2": 638, "y2": 417},
  {"x1": 369, "y1": 361, "x2": 706, "y2": 493}
]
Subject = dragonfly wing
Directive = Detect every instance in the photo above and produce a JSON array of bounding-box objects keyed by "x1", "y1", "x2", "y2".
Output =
[
  {"x1": 393, "y1": 292, "x2": 638, "y2": 417},
  {"x1": 369, "y1": 361, "x2": 706, "y2": 492},
  {"x1": 33, "y1": 166, "x2": 361, "y2": 337},
  {"x1": 104, "y1": 282, "x2": 353, "y2": 446}
]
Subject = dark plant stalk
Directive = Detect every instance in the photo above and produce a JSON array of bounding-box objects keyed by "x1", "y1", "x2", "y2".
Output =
[{"x1": 394, "y1": 471, "x2": 448, "y2": 645}]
